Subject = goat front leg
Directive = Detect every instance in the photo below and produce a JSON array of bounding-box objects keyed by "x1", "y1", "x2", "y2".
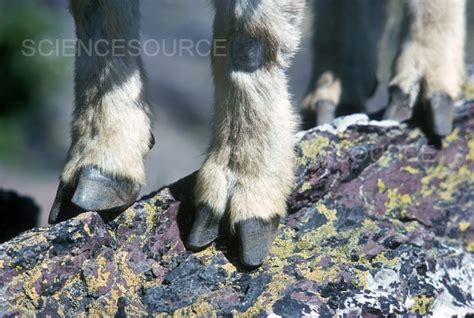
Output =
[
  {"x1": 49, "y1": 0, "x2": 153, "y2": 223},
  {"x1": 188, "y1": 0, "x2": 305, "y2": 267},
  {"x1": 385, "y1": 0, "x2": 466, "y2": 137}
]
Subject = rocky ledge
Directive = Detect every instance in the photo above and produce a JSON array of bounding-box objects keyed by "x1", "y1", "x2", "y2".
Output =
[{"x1": 1, "y1": 99, "x2": 474, "y2": 316}]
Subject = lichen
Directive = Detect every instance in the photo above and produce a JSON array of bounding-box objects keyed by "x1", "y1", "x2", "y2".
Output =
[
  {"x1": 467, "y1": 139, "x2": 474, "y2": 161},
  {"x1": 1, "y1": 100, "x2": 473, "y2": 316},
  {"x1": 401, "y1": 166, "x2": 420, "y2": 175},
  {"x1": 387, "y1": 188, "x2": 412, "y2": 216},
  {"x1": 174, "y1": 300, "x2": 217, "y2": 317},
  {"x1": 377, "y1": 179, "x2": 386, "y2": 193},
  {"x1": 459, "y1": 221, "x2": 470, "y2": 232},
  {"x1": 438, "y1": 166, "x2": 473, "y2": 202},
  {"x1": 298, "y1": 136, "x2": 330, "y2": 165},
  {"x1": 83, "y1": 255, "x2": 111, "y2": 295},
  {"x1": 445, "y1": 128, "x2": 460, "y2": 144},
  {"x1": 466, "y1": 240, "x2": 474, "y2": 253},
  {"x1": 409, "y1": 295, "x2": 434, "y2": 315}
]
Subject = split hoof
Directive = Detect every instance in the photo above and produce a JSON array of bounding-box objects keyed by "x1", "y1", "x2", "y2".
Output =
[
  {"x1": 187, "y1": 204, "x2": 221, "y2": 251},
  {"x1": 236, "y1": 216, "x2": 280, "y2": 268},
  {"x1": 425, "y1": 92, "x2": 454, "y2": 137},
  {"x1": 383, "y1": 86, "x2": 413, "y2": 122}
]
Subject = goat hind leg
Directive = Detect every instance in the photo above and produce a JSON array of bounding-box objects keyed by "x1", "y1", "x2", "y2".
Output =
[
  {"x1": 386, "y1": 0, "x2": 466, "y2": 137},
  {"x1": 302, "y1": 0, "x2": 384, "y2": 128}
]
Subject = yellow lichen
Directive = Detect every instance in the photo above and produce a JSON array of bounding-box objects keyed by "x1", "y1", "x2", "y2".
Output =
[
  {"x1": 300, "y1": 181, "x2": 313, "y2": 193},
  {"x1": 123, "y1": 207, "x2": 135, "y2": 224},
  {"x1": 221, "y1": 262, "x2": 237, "y2": 275},
  {"x1": 116, "y1": 249, "x2": 143, "y2": 292},
  {"x1": 445, "y1": 128, "x2": 459, "y2": 144},
  {"x1": 318, "y1": 203, "x2": 337, "y2": 223},
  {"x1": 174, "y1": 300, "x2": 217, "y2": 318},
  {"x1": 88, "y1": 300, "x2": 118, "y2": 317},
  {"x1": 268, "y1": 272, "x2": 295, "y2": 294},
  {"x1": 72, "y1": 232, "x2": 82, "y2": 241},
  {"x1": 467, "y1": 139, "x2": 474, "y2": 161},
  {"x1": 410, "y1": 295, "x2": 434, "y2": 315},
  {"x1": 11, "y1": 234, "x2": 48, "y2": 254},
  {"x1": 298, "y1": 136, "x2": 330, "y2": 164},
  {"x1": 239, "y1": 272, "x2": 295, "y2": 317},
  {"x1": 270, "y1": 227, "x2": 297, "y2": 271},
  {"x1": 400, "y1": 194, "x2": 412, "y2": 205},
  {"x1": 377, "y1": 154, "x2": 392, "y2": 168},
  {"x1": 84, "y1": 255, "x2": 111, "y2": 294},
  {"x1": 459, "y1": 221, "x2": 470, "y2": 232},
  {"x1": 362, "y1": 219, "x2": 379, "y2": 232},
  {"x1": 194, "y1": 245, "x2": 222, "y2": 267},
  {"x1": 145, "y1": 203, "x2": 158, "y2": 232},
  {"x1": 298, "y1": 203, "x2": 338, "y2": 252},
  {"x1": 377, "y1": 179, "x2": 386, "y2": 193},
  {"x1": 296, "y1": 204, "x2": 385, "y2": 272},
  {"x1": 465, "y1": 240, "x2": 474, "y2": 253},
  {"x1": 372, "y1": 253, "x2": 398, "y2": 267},
  {"x1": 84, "y1": 223, "x2": 92, "y2": 236},
  {"x1": 387, "y1": 188, "x2": 412, "y2": 214},
  {"x1": 439, "y1": 166, "x2": 473, "y2": 202},
  {"x1": 403, "y1": 221, "x2": 419, "y2": 233},
  {"x1": 302, "y1": 264, "x2": 338, "y2": 283},
  {"x1": 23, "y1": 266, "x2": 43, "y2": 306},
  {"x1": 420, "y1": 136, "x2": 474, "y2": 199},
  {"x1": 401, "y1": 166, "x2": 420, "y2": 175},
  {"x1": 354, "y1": 268, "x2": 369, "y2": 288}
]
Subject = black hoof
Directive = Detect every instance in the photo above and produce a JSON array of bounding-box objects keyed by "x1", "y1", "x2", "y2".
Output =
[
  {"x1": 71, "y1": 167, "x2": 140, "y2": 212},
  {"x1": 236, "y1": 216, "x2": 280, "y2": 268},
  {"x1": 316, "y1": 101, "x2": 336, "y2": 126},
  {"x1": 48, "y1": 182, "x2": 82, "y2": 224},
  {"x1": 48, "y1": 167, "x2": 140, "y2": 225},
  {"x1": 383, "y1": 86, "x2": 413, "y2": 122},
  {"x1": 425, "y1": 92, "x2": 454, "y2": 137},
  {"x1": 187, "y1": 204, "x2": 221, "y2": 251}
]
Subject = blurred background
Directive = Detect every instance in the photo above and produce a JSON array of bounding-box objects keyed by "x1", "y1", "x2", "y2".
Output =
[{"x1": 0, "y1": 0, "x2": 473, "y2": 227}]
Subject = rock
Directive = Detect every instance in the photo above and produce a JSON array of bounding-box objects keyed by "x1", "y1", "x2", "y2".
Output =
[
  {"x1": 0, "y1": 190, "x2": 39, "y2": 243},
  {"x1": 1, "y1": 100, "x2": 474, "y2": 316}
]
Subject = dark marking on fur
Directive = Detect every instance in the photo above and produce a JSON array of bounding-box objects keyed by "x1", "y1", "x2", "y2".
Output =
[{"x1": 230, "y1": 36, "x2": 264, "y2": 73}]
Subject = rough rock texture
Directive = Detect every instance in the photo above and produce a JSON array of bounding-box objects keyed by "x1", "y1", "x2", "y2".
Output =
[{"x1": 1, "y1": 99, "x2": 474, "y2": 316}]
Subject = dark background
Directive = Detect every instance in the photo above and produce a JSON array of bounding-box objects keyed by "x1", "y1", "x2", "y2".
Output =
[{"x1": 0, "y1": 0, "x2": 473, "y2": 226}]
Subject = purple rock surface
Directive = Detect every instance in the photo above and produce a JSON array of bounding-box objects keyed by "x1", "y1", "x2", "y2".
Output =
[{"x1": 1, "y1": 101, "x2": 473, "y2": 316}]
